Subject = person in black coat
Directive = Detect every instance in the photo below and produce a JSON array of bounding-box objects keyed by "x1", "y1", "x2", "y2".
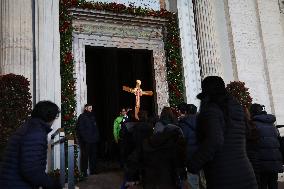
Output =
[
  {"x1": 0, "y1": 101, "x2": 61, "y2": 189},
  {"x1": 121, "y1": 110, "x2": 153, "y2": 188},
  {"x1": 244, "y1": 107, "x2": 261, "y2": 188},
  {"x1": 126, "y1": 107, "x2": 187, "y2": 189},
  {"x1": 76, "y1": 104, "x2": 100, "y2": 176},
  {"x1": 178, "y1": 103, "x2": 199, "y2": 189},
  {"x1": 119, "y1": 109, "x2": 137, "y2": 165},
  {"x1": 188, "y1": 76, "x2": 257, "y2": 189},
  {"x1": 250, "y1": 103, "x2": 283, "y2": 189}
]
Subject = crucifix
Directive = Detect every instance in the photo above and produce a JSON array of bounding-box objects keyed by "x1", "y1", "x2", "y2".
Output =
[{"x1": 122, "y1": 80, "x2": 153, "y2": 120}]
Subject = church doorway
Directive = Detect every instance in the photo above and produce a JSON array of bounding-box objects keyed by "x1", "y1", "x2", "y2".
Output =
[{"x1": 85, "y1": 46, "x2": 155, "y2": 159}]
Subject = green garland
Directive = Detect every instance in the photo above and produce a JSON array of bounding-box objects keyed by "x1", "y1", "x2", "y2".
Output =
[{"x1": 59, "y1": 0, "x2": 184, "y2": 134}]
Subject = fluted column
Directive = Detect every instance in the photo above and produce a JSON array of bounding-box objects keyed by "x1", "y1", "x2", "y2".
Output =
[
  {"x1": 177, "y1": 0, "x2": 201, "y2": 106},
  {"x1": 0, "y1": 0, "x2": 33, "y2": 92},
  {"x1": 193, "y1": 0, "x2": 223, "y2": 78}
]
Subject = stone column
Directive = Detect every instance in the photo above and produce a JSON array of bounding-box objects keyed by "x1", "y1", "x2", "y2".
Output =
[
  {"x1": 35, "y1": 0, "x2": 61, "y2": 169},
  {"x1": 193, "y1": 0, "x2": 223, "y2": 78},
  {"x1": 177, "y1": 0, "x2": 201, "y2": 106},
  {"x1": 35, "y1": 0, "x2": 61, "y2": 125},
  {"x1": 0, "y1": 0, "x2": 33, "y2": 94}
]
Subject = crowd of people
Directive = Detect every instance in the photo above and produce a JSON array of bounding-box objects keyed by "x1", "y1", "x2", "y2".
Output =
[
  {"x1": 0, "y1": 76, "x2": 283, "y2": 189},
  {"x1": 112, "y1": 76, "x2": 283, "y2": 189}
]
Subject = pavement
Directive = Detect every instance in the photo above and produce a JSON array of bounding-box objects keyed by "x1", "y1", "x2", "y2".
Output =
[
  {"x1": 77, "y1": 170, "x2": 124, "y2": 189},
  {"x1": 76, "y1": 172, "x2": 284, "y2": 189},
  {"x1": 279, "y1": 182, "x2": 284, "y2": 188}
]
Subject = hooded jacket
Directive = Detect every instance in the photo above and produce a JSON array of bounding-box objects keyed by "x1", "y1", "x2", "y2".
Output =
[{"x1": 252, "y1": 114, "x2": 283, "y2": 173}]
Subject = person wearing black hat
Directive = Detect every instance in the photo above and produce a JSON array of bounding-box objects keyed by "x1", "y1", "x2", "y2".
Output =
[
  {"x1": 250, "y1": 103, "x2": 283, "y2": 189},
  {"x1": 187, "y1": 76, "x2": 257, "y2": 189}
]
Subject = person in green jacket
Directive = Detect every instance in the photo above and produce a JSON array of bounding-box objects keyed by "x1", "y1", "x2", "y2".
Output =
[{"x1": 113, "y1": 108, "x2": 128, "y2": 143}]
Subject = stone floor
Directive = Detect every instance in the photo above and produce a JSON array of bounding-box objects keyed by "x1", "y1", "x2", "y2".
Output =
[
  {"x1": 279, "y1": 182, "x2": 284, "y2": 188},
  {"x1": 74, "y1": 161, "x2": 284, "y2": 189},
  {"x1": 77, "y1": 170, "x2": 124, "y2": 189},
  {"x1": 76, "y1": 172, "x2": 284, "y2": 189}
]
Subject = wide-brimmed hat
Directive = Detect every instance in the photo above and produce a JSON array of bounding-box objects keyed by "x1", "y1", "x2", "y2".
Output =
[{"x1": 197, "y1": 76, "x2": 227, "y2": 99}]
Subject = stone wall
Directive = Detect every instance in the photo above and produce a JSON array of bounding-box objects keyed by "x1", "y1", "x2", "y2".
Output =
[
  {"x1": 256, "y1": 0, "x2": 284, "y2": 126},
  {"x1": 225, "y1": 0, "x2": 272, "y2": 113}
]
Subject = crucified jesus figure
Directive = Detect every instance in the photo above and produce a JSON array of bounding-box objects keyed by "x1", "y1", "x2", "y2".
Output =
[{"x1": 122, "y1": 80, "x2": 153, "y2": 120}]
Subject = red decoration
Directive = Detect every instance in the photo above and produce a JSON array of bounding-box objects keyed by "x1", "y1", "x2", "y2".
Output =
[
  {"x1": 60, "y1": 21, "x2": 71, "y2": 33},
  {"x1": 63, "y1": 52, "x2": 73, "y2": 64},
  {"x1": 226, "y1": 81, "x2": 253, "y2": 108}
]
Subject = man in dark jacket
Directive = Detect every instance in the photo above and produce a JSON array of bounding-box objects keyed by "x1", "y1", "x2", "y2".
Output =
[
  {"x1": 188, "y1": 76, "x2": 257, "y2": 189},
  {"x1": 250, "y1": 103, "x2": 283, "y2": 189},
  {"x1": 0, "y1": 101, "x2": 61, "y2": 189},
  {"x1": 76, "y1": 104, "x2": 100, "y2": 176},
  {"x1": 178, "y1": 103, "x2": 199, "y2": 189}
]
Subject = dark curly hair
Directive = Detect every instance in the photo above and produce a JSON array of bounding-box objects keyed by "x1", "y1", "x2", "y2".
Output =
[{"x1": 31, "y1": 101, "x2": 60, "y2": 122}]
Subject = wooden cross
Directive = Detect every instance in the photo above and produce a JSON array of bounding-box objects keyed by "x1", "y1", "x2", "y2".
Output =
[{"x1": 122, "y1": 80, "x2": 153, "y2": 120}]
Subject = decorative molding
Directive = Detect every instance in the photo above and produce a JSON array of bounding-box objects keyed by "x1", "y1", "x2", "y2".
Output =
[
  {"x1": 70, "y1": 8, "x2": 168, "y2": 26},
  {"x1": 73, "y1": 21, "x2": 163, "y2": 40},
  {"x1": 86, "y1": 0, "x2": 160, "y2": 10}
]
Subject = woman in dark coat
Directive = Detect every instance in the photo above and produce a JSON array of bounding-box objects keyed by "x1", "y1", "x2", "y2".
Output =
[
  {"x1": 188, "y1": 76, "x2": 257, "y2": 189},
  {"x1": 244, "y1": 107, "x2": 261, "y2": 188}
]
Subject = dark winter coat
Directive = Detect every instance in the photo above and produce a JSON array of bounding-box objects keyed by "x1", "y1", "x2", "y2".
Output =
[
  {"x1": 178, "y1": 115, "x2": 198, "y2": 161},
  {"x1": 0, "y1": 118, "x2": 61, "y2": 189},
  {"x1": 188, "y1": 97, "x2": 257, "y2": 189},
  {"x1": 119, "y1": 121, "x2": 137, "y2": 163},
  {"x1": 252, "y1": 114, "x2": 283, "y2": 173},
  {"x1": 76, "y1": 112, "x2": 100, "y2": 143},
  {"x1": 245, "y1": 119, "x2": 261, "y2": 187},
  {"x1": 126, "y1": 125, "x2": 186, "y2": 189}
]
